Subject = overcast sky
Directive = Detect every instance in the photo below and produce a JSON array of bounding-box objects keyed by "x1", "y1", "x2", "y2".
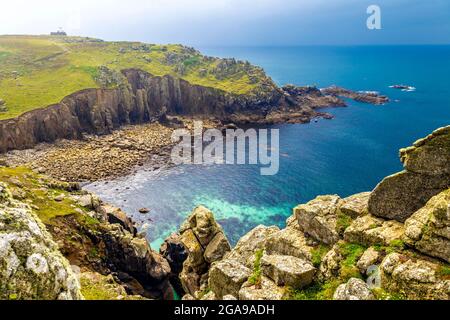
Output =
[{"x1": 1, "y1": 0, "x2": 449, "y2": 46}]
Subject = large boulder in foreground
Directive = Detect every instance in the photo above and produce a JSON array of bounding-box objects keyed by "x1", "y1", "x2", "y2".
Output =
[
  {"x1": 403, "y1": 188, "x2": 450, "y2": 263},
  {"x1": 0, "y1": 183, "x2": 83, "y2": 300},
  {"x1": 294, "y1": 195, "x2": 341, "y2": 245},
  {"x1": 208, "y1": 259, "x2": 251, "y2": 299},
  {"x1": 369, "y1": 126, "x2": 450, "y2": 222},
  {"x1": 379, "y1": 252, "x2": 450, "y2": 300}
]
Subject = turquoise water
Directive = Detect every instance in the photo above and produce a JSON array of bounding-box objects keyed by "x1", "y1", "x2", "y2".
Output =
[{"x1": 86, "y1": 46, "x2": 450, "y2": 249}]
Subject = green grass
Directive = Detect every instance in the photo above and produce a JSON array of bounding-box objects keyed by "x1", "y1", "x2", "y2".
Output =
[
  {"x1": 0, "y1": 166, "x2": 83, "y2": 223},
  {"x1": 311, "y1": 244, "x2": 330, "y2": 267},
  {"x1": 437, "y1": 265, "x2": 450, "y2": 279},
  {"x1": 0, "y1": 35, "x2": 275, "y2": 120},
  {"x1": 248, "y1": 249, "x2": 264, "y2": 286}
]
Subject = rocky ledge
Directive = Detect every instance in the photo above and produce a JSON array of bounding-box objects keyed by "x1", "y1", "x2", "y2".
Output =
[{"x1": 162, "y1": 125, "x2": 450, "y2": 300}]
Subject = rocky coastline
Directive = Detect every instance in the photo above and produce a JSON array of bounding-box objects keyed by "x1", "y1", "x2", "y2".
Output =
[
  {"x1": 1, "y1": 125, "x2": 448, "y2": 300},
  {"x1": 0, "y1": 69, "x2": 389, "y2": 182}
]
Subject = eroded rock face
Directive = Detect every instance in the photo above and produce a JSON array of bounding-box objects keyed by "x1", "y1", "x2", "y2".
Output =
[
  {"x1": 333, "y1": 278, "x2": 375, "y2": 300},
  {"x1": 379, "y1": 252, "x2": 450, "y2": 300},
  {"x1": 357, "y1": 247, "x2": 381, "y2": 274},
  {"x1": 344, "y1": 214, "x2": 404, "y2": 247},
  {"x1": 260, "y1": 254, "x2": 315, "y2": 288},
  {"x1": 369, "y1": 126, "x2": 450, "y2": 222},
  {"x1": 0, "y1": 183, "x2": 83, "y2": 300},
  {"x1": 264, "y1": 227, "x2": 314, "y2": 261},
  {"x1": 294, "y1": 195, "x2": 341, "y2": 245},
  {"x1": 165, "y1": 206, "x2": 231, "y2": 297},
  {"x1": 403, "y1": 188, "x2": 450, "y2": 263}
]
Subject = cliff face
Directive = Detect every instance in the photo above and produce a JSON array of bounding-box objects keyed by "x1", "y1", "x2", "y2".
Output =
[{"x1": 0, "y1": 69, "x2": 272, "y2": 153}]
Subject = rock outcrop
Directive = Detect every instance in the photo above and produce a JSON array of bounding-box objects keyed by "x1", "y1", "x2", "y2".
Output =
[
  {"x1": 0, "y1": 183, "x2": 82, "y2": 300},
  {"x1": 403, "y1": 188, "x2": 450, "y2": 263},
  {"x1": 379, "y1": 252, "x2": 449, "y2": 300},
  {"x1": 369, "y1": 126, "x2": 450, "y2": 222},
  {"x1": 161, "y1": 206, "x2": 231, "y2": 298}
]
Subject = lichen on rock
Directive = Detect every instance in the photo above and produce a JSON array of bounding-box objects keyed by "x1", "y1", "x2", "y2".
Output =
[{"x1": 0, "y1": 182, "x2": 83, "y2": 300}]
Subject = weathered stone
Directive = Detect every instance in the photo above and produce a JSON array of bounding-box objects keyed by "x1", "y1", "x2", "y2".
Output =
[
  {"x1": 260, "y1": 254, "x2": 315, "y2": 288},
  {"x1": 294, "y1": 195, "x2": 341, "y2": 245},
  {"x1": 369, "y1": 171, "x2": 449, "y2": 222},
  {"x1": 264, "y1": 227, "x2": 314, "y2": 261},
  {"x1": 181, "y1": 294, "x2": 195, "y2": 300},
  {"x1": 200, "y1": 291, "x2": 217, "y2": 300},
  {"x1": 74, "y1": 194, "x2": 100, "y2": 210},
  {"x1": 319, "y1": 244, "x2": 343, "y2": 280},
  {"x1": 183, "y1": 206, "x2": 222, "y2": 247},
  {"x1": 344, "y1": 214, "x2": 404, "y2": 246},
  {"x1": 209, "y1": 259, "x2": 251, "y2": 299},
  {"x1": 223, "y1": 294, "x2": 238, "y2": 300},
  {"x1": 285, "y1": 214, "x2": 301, "y2": 230},
  {"x1": 333, "y1": 278, "x2": 375, "y2": 300},
  {"x1": 357, "y1": 247, "x2": 381, "y2": 274},
  {"x1": 204, "y1": 232, "x2": 231, "y2": 264},
  {"x1": 338, "y1": 192, "x2": 371, "y2": 219},
  {"x1": 404, "y1": 188, "x2": 450, "y2": 263},
  {"x1": 400, "y1": 126, "x2": 450, "y2": 175},
  {"x1": 0, "y1": 183, "x2": 83, "y2": 300},
  {"x1": 180, "y1": 229, "x2": 204, "y2": 268},
  {"x1": 225, "y1": 225, "x2": 280, "y2": 268},
  {"x1": 239, "y1": 276, "x2": 285, "y2": 300},
  {"x1": 379, "y1": 252, "x2": 450, "y2": 300}
]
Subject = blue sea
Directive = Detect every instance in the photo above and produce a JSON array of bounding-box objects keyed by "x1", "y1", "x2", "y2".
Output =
[{"x1": 86, "y1": 46, "x2": 450, "y2": 249}]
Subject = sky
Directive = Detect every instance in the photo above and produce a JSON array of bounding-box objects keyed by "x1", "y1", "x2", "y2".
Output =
[{"x1": 1, "y1": 0, "x2": 449, "y2": 46}]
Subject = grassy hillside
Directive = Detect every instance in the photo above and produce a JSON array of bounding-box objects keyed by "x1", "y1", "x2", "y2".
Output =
[{"x1": 0, "y1": 35, "x2": 276, "y2": 120}]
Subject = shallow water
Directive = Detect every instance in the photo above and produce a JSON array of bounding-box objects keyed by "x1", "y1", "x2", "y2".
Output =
[{"x1": 86, "y1": 46, "x2": 450, "y2": 249}]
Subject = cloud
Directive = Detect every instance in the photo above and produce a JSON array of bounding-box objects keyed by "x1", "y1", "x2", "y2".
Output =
[{"x1": 0, "y1": 0, "x2": 448, "y2": 45}]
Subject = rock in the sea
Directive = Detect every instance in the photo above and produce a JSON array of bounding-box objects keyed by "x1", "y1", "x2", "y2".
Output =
[
  {"x1": 294, "y1": 195, "x2": 341, "y2": 245},
  {"x1": 260, "y1": 254, "x2": 315, "y2": 288},
  {"x1": 333, "y1": 278, "x2": 375, "y2": 300},
  {"x1": 225, "y1": 225, "x2": 280, "y2": 268},
  {"x1": 369, "y1": 126, "x2": 450, "y2": 222},
  {"x1": 138, "y1": 208, "x2": 150, "y2": 214},
  {"x1": 338, "y1": 192, "x2": 371, "y2": 219},
  {"x1": 344, "y1": 214, "x2": 404, "y2": 246},
  {"x1": 0, "y1": 183, "x2": 83, "y2": 300},
  {"x1": 379, "y1": 252, "x2": 450, "y2": 300},
  {"x1": 239, "y1": 276, "x2": 285, "y2": 300},
  {"x1": 209, "y1": 259, "x2": 251, "y2": 299},
  {"x1": 403, "y1": 188, "x2": 450, "y2": 263}
]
